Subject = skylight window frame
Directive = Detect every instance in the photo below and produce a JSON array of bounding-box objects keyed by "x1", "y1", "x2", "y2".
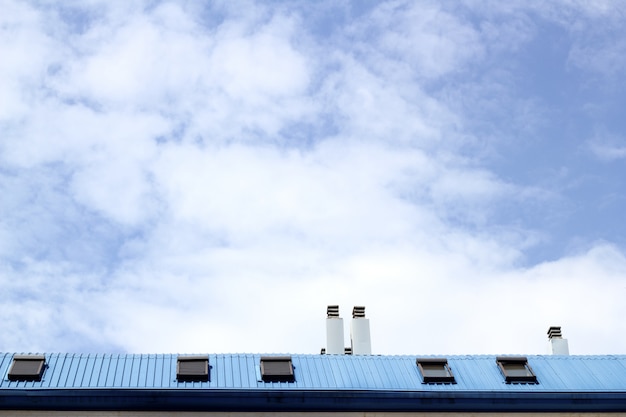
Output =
[
  {"x1": 496, "y1": 356, "x2": 538, "y2": 384},
  {"x1": 260, "y1": 356, "x2": 295, "y2": 382},
  {"x1": 416, "y1": 358, "x2": 456, "y2": 384},
  {"x1": 176, "y1": 355, "x2": 210, "y2": 382},
  {"x1": 8, "y1": 355, "x2": 46, "y2": 382}
]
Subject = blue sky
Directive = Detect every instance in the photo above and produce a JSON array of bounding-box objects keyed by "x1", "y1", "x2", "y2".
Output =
[{"x1": 1, "y1": 0, "x2": 626, "y2": 355}]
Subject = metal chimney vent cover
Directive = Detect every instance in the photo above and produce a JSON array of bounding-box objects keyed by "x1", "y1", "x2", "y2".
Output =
[
  {"x1": 547, "y1": 326, "x2": 563, "y2": 339},
  {"x1": 327, "y1": 305, "x2": 340, "y2": 317},
  {"x1": 352, "y1": 306, "x2": 366, "y2": 318}
]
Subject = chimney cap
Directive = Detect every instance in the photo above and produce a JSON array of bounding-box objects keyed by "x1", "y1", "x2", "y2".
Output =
[
  {"x1": 352, "y1": 306, "x2": 366, "y2": 318},
  {"x1": 547, "y1": 326, "x2": 563, "y2": 339},
  {"x1": 327, "y1": 305, "x2": 340, "y2": 318}
]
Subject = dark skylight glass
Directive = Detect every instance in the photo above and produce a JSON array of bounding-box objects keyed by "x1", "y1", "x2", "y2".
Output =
[
  {"x1": 496, "y1": 356, "x2": 538, "y2": 383},
  {"x1": 260, "y1": 356, "x2": 295, "y2": 382},
  {"x1": 177, "y1": 355, "x2": 209, "y2": 382},
  {"x1": 8, "y1": 355, "x2": 46, "y2": 381},
  {"x1": 416, "y1": 358, "x2": 456, "y2": 383}
]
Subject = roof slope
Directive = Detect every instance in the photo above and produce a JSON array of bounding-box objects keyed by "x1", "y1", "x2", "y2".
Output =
[{"x1": 1, "y1": 353, "x2": 626, "y2": 411}]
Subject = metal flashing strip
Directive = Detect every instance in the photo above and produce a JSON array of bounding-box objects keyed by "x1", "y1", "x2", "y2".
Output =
[{"x1": 1, "y1": 389, "x2": 626, "y2": 412}]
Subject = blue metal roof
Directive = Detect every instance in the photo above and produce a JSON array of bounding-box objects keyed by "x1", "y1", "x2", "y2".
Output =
[
  {"x1": 1, "y1": 353, "x2": 626, "y2": 411},
  {"x1": 2, "y1": 353, "x2": 626, "y2": 391}
]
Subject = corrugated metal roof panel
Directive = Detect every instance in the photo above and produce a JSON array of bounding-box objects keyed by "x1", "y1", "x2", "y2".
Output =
[{"x1": 2, "y1": 353, "x2": 626, "y2": 391}]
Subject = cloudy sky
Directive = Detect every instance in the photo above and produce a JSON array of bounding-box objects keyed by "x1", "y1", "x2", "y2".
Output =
[{"x1": 2, "y1": 0, "x2": 626, "y2": 356}]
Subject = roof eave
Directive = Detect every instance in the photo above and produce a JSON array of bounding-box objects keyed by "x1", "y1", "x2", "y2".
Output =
[{"x1": 2, "y1": 389, "x2": 626, "y2": 412}]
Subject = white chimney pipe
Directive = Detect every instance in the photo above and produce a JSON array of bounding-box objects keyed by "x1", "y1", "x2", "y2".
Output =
[
  {"x1": 547, "y1": 326, "x2": 569, "y2": 355},
  {"x1": 350, "y1": 306, "x2": 371, "y2": 355},
  {"x1": 326, "y1": 305, "x2": 345, "y2": 354}
]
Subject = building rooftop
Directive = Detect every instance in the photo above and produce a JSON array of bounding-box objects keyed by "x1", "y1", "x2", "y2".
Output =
[
  {"x1": 2, "y1": 352, "x2": 626, "y2": 391},
  {"x1": 1, "y1": 317, "x2": 624, "y2": 411},
  {"x1": 2, "y1": 352, "x2": 626, "y2": 412}
]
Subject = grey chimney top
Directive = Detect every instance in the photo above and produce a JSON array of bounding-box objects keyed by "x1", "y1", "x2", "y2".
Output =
[
  {"x1": 352, "y1": 306, "x2": 366, "y2": 318},
  {"x1": 327, "y1": 305, "x2": 340, "y2": 318},
  {"x1": 547, "y1": 326, "x2": 563, "y2": 339}
]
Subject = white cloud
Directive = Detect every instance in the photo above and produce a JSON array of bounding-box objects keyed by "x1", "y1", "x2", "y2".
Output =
[
  {"x1": 151, "y1": 141, "x2": 429, "y2": 248},
  {"x1": 589, "y1": 143, "x2": 626, "y2": 161},
  {"x1": 210, "y1": 15, "x2": 310, "y2": 98},
  {"x1": 61, "y1": 6, "x2": 212, "y2": 109},
  {"x1": 568, "y1": 34, "x2": 626, "y2": 79},
  {"x1": 588, "y1": 132, "x2": 626, "y2": 161},
  {"x1": 3, "y1": 231, "x2": 623, "y2": 354},
  {"x1": 0, "y1": 1, "x2": 63, "y2": 121},
  {"x1": 348, "y1": 1, "x2": 484, "y2": 80},
  {"x1": 1, "y1": 0, "x2": 625, "y2": 358}
]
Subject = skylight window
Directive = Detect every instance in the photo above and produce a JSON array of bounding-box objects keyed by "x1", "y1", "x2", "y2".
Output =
[
  {"x1": 496, "y1": 356, "x2": 537, "y2": 383},
  {"x1": 177, "y1": 355, "x2": 209, "y2": 382},
  {"x1": 8, "y1": 355, "x2": 46, "y2": 381},
  {"x1": 416, "y1": 358, "x2": 455, "y2": 383},
  {"x1": 260, "y1": 356, "x2": 295, "y2": 382}
]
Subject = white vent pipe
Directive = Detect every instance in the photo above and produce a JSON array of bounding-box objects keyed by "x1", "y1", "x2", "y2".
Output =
[
  {"x1": 326, "y1": 305, "x2": 345, "y2": 354},
  {"x1": 350, "y1": 306, "x2": 371, "y2": 355}
]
